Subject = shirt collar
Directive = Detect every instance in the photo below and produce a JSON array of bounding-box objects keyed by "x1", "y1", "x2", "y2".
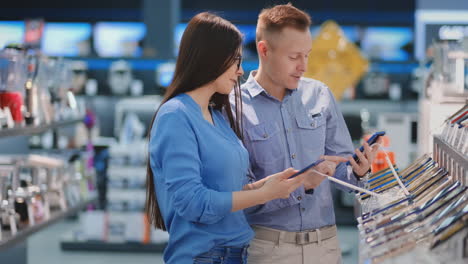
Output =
[
  {"x1": 245, "y1": 70, "x2": 298, "y2": 100},
  {"x1": 245, "y1": 70, "x2": 265, "y2": 98}
]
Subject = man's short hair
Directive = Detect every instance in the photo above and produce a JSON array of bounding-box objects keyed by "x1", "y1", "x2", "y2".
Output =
[{"x1": 256, "y1": 3, "x2": 312, "y2": 43}]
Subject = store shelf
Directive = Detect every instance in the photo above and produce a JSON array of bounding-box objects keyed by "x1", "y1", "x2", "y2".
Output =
[
  {"x1": 71, "y1": 57, "x2": 419, "y2": 74},
  {"x1": 60, "y1": 240, "x2": 166, "y2": 253},
  {"x1": 107, "y1": 186, "x2": 146, "y2": 191},
  {"x1": 433, "y1": 135, "x2": 468, "y2": 186},
  {"x1": 0, "y1": 118, "x2": 84, "y2": 139},
  {"x1": 0, "y1": 195, "x2": 97, "y2": 251},
  {"x1": 339, "y1": 99, "x2": 418, "y2": 115}
]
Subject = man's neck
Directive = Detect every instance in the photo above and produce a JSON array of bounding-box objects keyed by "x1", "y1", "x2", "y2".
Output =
[{"x1": 254, "y1": 68, "x2": 286, "y2": 101}]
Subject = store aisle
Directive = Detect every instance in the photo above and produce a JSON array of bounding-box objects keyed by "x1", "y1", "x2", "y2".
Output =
[
  {"x1": 27, "y1": 219, "x2": 359, "y2": 264},
  {"x1": 27, "y1": 218, "x2": 164, "y2": 264}
]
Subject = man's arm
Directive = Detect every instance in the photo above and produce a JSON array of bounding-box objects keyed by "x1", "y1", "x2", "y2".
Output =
[{"x1": 322, "y1": 88, "x2": 365, "y2": 191}]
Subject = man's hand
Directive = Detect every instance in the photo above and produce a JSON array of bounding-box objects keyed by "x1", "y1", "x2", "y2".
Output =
[
  {"x1": 303, "y1": 160, "x2": 337, "y2": 190},
  {"x1": 320, "y1": 155, "x2": 348, "y2": 165},
  {"x1": 349, "y1": 138, "x2": 382, "y2": 177}
]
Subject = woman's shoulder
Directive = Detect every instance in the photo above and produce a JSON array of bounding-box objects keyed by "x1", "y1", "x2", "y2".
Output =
[
  {"x1": 152, "y1": 96, "x2": 192, "y2": 136},
  {"x1": 157, "y1": 95, "x2": 190, "y2": 117}
]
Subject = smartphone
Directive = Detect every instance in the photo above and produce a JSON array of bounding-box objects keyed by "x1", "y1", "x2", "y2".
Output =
[
  {"x1": 289, "y1": 159, "x2": 325, "y2": 179},
  {"x1": 346, "y1": 131, "x2": 386, "y2": 165}
]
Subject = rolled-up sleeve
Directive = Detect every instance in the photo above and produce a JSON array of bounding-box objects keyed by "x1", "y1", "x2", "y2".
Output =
[{"x1": 150, "y1": 111, "x2": 232, "y2": 224}]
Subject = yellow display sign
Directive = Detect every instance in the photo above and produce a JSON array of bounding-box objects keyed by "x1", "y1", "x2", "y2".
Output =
[{"x1": 305, "y1": 21, "x2": 369, "y2": 100}]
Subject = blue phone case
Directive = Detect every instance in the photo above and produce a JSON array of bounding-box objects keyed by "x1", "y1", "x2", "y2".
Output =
[
  {"x1": 289, "y1": 159, "x2": 325, "y2": 179},
  {"x1": 346, "y1": 131, "x2": 385, "y2": 165}
]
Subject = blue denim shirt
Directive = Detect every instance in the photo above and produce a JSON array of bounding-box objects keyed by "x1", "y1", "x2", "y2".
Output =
[
  {"x1": 232, "y1": 71, "x2": 359, "y2": 231},
  {"x1": 150, "y1": 94, "x2": 254, "y2": 263}
]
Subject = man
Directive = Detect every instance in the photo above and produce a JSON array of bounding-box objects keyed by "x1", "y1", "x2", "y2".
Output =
[{"x1": 231, "y1": 4, "x2": 380, "y2": 264}]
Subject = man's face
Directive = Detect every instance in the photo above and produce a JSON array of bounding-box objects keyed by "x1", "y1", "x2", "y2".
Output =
[{"x1": 263, "y1": 27, "x2": 312, "y2": 90}]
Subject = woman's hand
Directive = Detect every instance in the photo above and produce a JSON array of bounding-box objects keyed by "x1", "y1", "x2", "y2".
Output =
[
  {"x1": 258, "y1": 168, "x2": 304, "y2": 202},
  {"x1": 233, "y1": 168, "x2": 304, "y2": 212}
]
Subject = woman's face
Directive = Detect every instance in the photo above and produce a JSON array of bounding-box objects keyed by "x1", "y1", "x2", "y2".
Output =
[{"x1": 212, "y1": 54, "x2": 244, "y2": 95}]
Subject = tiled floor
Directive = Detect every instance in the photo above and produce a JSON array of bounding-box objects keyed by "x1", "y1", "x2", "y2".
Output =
[{"x1": 26, "y1": 218, "x2": 359, "y2": 264}]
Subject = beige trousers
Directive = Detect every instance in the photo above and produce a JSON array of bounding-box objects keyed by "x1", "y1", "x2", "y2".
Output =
[{"x1": 247, "y1": 230, "x2": 342, "y2": 264}]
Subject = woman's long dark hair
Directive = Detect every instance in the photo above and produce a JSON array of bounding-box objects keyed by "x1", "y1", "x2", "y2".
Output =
[{"x1": 145, "y1": 12, "x2": 244, "y2": 230}]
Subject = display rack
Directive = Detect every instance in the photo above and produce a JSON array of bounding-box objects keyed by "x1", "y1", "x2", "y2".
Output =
[
  {"x1": 0, "y1": 117, "x2": 97, "y2": 264},
  {"x1": 0, "y1": 118, "x2": 83, "y2": 138},
  {"x1": 60, "y1": 139, "x2": 168, "y2": 253},
  {"x1": 357, "y1": 132, "x2": 467, "y2": 263},
  {"x1": 433, "y1": 135, "x2": 468, "y2": 186},
  {"x1": 60, "y1": 238, "x2": 166, "y2": 253},
  {"x1": 0, "y1": 195, "x2": 97, "y2": 251}
]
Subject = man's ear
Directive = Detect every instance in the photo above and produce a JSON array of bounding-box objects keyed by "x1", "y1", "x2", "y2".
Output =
[{"x1": 257, "y1": 41, "x2": 268, "y2": 58}]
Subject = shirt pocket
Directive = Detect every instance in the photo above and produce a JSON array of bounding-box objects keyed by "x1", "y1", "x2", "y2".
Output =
[
  {"x1": 246, "y1": 122, "x2": 286, "y2": 166},
  {"x1": 295, "y1": 111, "x2": 326, "y2": 155}
]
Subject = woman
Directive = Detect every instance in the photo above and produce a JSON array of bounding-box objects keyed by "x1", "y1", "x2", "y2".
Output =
[{"x1": 145, "y1": 12, "x2": 304, "y2": 263}]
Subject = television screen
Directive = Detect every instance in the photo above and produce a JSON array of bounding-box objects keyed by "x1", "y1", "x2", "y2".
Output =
[
  {"x1": 361, "y1": 27, "x2": 413, "y2": 61},
  {"x1": 236, "y1": 24, "x2": 257, "y2": 58},
  {"x1": 174, "y1": 23, "x2": 187, "y2": 56},
  {"x1": 94, "y1": 22, "x2": 146, "y2": 57},
  {"x1": 156, "y1": 62, "x2": 175, "y2": 87},
  {"x1": 42, "y1": 22, "x2": 92, "y2": 56},
  {"x1": 0, "y1": 21, "x2": 25, "y2": 49},
  {"x1": 236, "y1": 24, "x2": 257, "y2": 45}
]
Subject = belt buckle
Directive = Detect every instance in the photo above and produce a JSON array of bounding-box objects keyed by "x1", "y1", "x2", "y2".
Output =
[{"x1": 296, "y1": 232, "x2": 309, "y2": 245}]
